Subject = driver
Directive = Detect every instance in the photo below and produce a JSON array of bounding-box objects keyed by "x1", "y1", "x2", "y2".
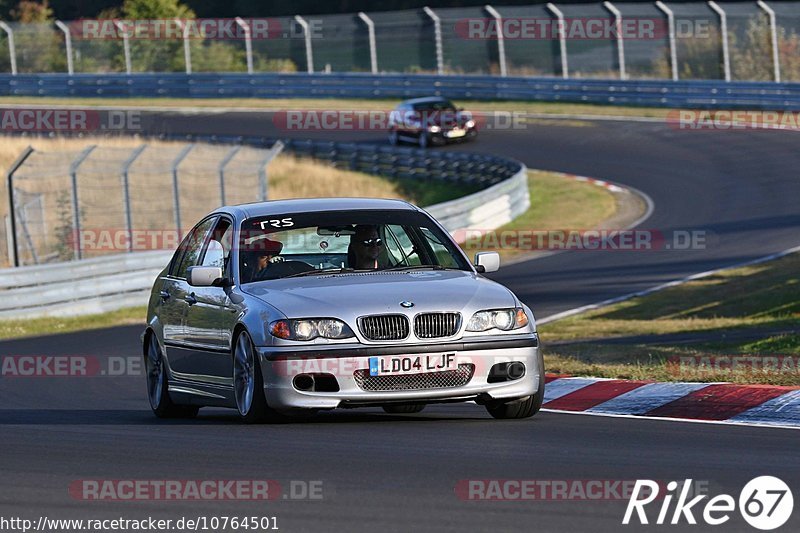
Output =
[
  {"x1": 350, "y1": 225, "x2": 385, "y2": 269},
  {"x1": 251, "y1": 237, "x2": 283, "y2": 280}
]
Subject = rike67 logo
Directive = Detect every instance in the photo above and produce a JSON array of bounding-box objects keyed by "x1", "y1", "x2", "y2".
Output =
[{"x1": 624, "y1": 477, "x2": 794, "y2": 530}]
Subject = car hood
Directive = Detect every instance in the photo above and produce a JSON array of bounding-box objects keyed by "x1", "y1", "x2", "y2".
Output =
[{"x1": 241, "y1": 270, "x2": 517, "y2": 318}]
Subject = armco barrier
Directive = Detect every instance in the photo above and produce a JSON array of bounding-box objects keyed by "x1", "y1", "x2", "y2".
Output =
[
  {"x1": 2, "y1": 73, "x2": 800, "y2": 110},
  {"x1": 0, "y1": 139, "x2": 526, "y2": 319}
]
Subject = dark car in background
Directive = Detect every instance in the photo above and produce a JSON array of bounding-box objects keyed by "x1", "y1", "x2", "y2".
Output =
[{"x1": 388, "y1": 97, "x2": 477, "y2": 148}]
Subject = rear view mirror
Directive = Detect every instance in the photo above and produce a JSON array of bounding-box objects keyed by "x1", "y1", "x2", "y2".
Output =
[
  {"x1": 188, "y1": 266, "x2": 223, "y2": 287},
  {"x1": 474, "y1": 252, "x2": 500, "y2": 273}
]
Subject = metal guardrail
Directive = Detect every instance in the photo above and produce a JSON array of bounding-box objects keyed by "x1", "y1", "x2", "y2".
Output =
[
  {"x1": 0, "y1": 140, "x2": 526, "y2": 319},
  {"x1": 1, "y1": 73, "x2": 800, "y2": 110},
  {"x1": 2, "y1": 73, "x2": 799, "y2": 110}
]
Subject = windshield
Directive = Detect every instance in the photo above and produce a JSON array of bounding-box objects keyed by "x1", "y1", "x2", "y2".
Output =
[
  {"x1": 239, "y1": 209, "x2": 471, "y2": 283},
  {"x1": 413, "y1": 100, "x2": 456, "y2": 112}
]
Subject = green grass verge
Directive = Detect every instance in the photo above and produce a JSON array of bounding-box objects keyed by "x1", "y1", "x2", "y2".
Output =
[
  {"x1": 541, "y1": 253, "x2": 800, "y2": 385},
  {"x1": 0, "y1": 96, "x2": 670, "y2": 118},
  {"x1": 459, "y1": 170, "x2": 618, "y2": 262},
  {"x1": 394, "y1": 177, "x2": 481, "y2": 207},
  {"x1": 0, "y1": 306, "x2": 146, "y2": 341}
]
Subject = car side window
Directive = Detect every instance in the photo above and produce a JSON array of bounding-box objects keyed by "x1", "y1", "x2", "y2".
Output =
[
  {"x1": 200, "y1": 218, "x2": 233, "y2": 278},
  {"x1": 173, "y1": 217, "x2": 217, "y2": 280}
]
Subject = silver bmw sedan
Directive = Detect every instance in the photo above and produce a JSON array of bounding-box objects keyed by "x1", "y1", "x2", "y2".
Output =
[{"x1": 143, "y1": 198, "x2": 543, "y2": 423}]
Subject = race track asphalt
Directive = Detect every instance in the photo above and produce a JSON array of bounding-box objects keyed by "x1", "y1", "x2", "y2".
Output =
[{"x1": 1, "y1": 110, "x2": 798, "y2": 532}]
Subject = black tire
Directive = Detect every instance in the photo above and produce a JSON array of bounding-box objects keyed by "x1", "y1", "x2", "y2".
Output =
[
  {"x1": 485, "y1": 353, "x2": 545, "y2": 420},
  {"x1": 382, "y1": 404, "x2": 426, "y2": 414},
  {"x1": 145, "y1": 333, "x2": 199, "y2": 419},
  {"x1": 233, "y1": 330, "x2": 285, "y2": 424}
]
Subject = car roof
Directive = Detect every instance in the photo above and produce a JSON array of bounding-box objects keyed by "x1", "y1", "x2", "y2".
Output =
[
  {"x1": 401, "y1": 96, "x2": 454, "y2": 106},
  {"x1": 216, "y1": 197, "x2": 419, "y2": 219}
]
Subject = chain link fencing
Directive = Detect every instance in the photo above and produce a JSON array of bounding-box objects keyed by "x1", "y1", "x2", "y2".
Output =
[
  {"x1": 0, "y1": 2, "x2": 798, "y2": 81},
  {"x1": 2, "y1": 141, "x2": 283, "y2": 267}
]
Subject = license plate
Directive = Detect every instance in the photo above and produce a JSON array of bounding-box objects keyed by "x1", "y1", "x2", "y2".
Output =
[
  {"x1": 446, "y1": 128, "x2": 466, "y2": 138},
  {"x1": 369, "y1": 354, "x2": 457, "y2": 376}
]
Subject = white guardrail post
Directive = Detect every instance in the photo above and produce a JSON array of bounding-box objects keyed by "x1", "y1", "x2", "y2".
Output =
[
  {"x1": 0, "y1": 21, "x2": 17, "y2": 75},
  {"x1": 423, "y1": 6, "x2": 444, "y2": 75},
  {"x1": 235, "y1": 17, "x2": 254, "y2": 74},
  {"x1": 757, "y1": 1, "x2": 781, "y2": 82},
  {"x1": 294, "y1": 16, "x2": 315, "y2": 73},
  {"x1": 604, "y1": 1, "x2": 627, "y2": 80},
  {"x1": 708, "y1": 1, "x2": 731, "y2": 82},
  {"x1": 655, "y1": 1, "x2": 679, "y2": 81},
  {"x1": 114, "y1": 20, "x2": 132, "y2": 74},
  {"x1": 546, "y1": 3, "x2": 569, "y2": 79},
  {"x1": 175, "y1": 19, "x2": 191, "y2": 74},
  {"x1": 54, "y1": 20, "x2": 74, "y2": 75},
  {"x1": 357, "y1": 12, "x2": 378, "y2": 74},
  {"x1": 484, "y1": 5, "x2": 507, "y2": 77}
]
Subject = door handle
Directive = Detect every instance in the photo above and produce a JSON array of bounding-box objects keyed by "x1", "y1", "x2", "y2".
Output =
[
  {"x1": 185, "y1": 293, "x2": 198, "y2": 306},
  {"x1": 159, "y1": 290, "x2": 171, "y2": 301}
]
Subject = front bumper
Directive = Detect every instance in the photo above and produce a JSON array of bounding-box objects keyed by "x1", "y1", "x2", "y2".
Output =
[{"x1": 256, "y1": 336, "x2": 540, "y2": 410}]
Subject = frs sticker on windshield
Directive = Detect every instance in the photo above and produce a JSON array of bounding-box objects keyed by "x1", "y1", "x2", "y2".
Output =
[{"x1": 258, "y1": 218, "x2": 294, "y2": 229}]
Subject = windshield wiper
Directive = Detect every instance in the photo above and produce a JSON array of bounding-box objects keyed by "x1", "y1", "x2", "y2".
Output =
[
  {"x1": 383, "y1": 265, "x2": 456, "y2": 272},
  {"x1": 284, "y1": 267, "x2": 357, "y2": 278}
]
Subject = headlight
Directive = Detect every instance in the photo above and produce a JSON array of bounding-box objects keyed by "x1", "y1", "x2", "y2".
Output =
[
  {"x1": 428, "y1": 125, "x2": 441, "y2": 133},
  {"x1": 270, "y1": 318, "x2": 354, "y2": 341},
  {"x1": 466, "y1": 308, "x2": 529, "y2": 332},
  {"x1": 465, "y1": 119, "x2": 475, "y2": 128}
]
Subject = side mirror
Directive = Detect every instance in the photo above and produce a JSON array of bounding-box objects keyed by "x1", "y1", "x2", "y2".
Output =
[
  {"x1": 188, "y1": 266, "x2": 224, "y2": 287},
  {"x1": 474, "y1": 252, "x2": 500, "y2": 273}
]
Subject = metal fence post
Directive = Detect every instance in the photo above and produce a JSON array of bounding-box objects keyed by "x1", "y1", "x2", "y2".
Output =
[
  {"x1": 0, "y1": 22, "x2": 17, "y2": 75},
  {"x1": 175, "y1": 19, "x2": 191, "y2": 74},
  {"x1": 69, "y1": 146, "x2": 96, "y2": 261},
  {"x1": 235, "y1": 17, "x2": 254, "y2": 74},
  {"x1": 358, "y1": 12, "x2": 378, "y2": 74},
  {"x1": 115, "y1": 20, "x2": 132, "y2": 74},
  {"x1": 484, "y1": 5, "x2": 507, "y2": 77},
  {"x1": 120, "y1": 144, "x2": 147, "y2": 253},
  {"x1": 295, "y1": 16, "x2": 315, "y2": 73},
  {"x1": 604, "y1": 1, "x2": 626, "y2": 80},
  {"x1": 655, "y1": 1, "x2": 678, "y2": 81},
  {"x1": 258, "y1": 141, "x2": 285, "y2": 201},
  {"x1": 546, "y1": 3, "x2": 569, "y2": 79},
  {"x1": 218, "y1": 146, "x2": 241, "y2": 206},
  {"x1": 757, "y1": 1, "x2": 780, "y2": 82},
  {"x1": 54, "y1": 20, "x2": 74, "y2": 75},
  {"x1": 423, "y1": 7, "x2": 444, "y2": 75},
  {"x1": 171, "y1": 144, "x2": 194, "y2": 235},
  {"x1": 5, "y1": 146, "x2": 34, "y2": 267},
  {"x1": 708, "y1": 1, "x2": 730, "y2": 82}
]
